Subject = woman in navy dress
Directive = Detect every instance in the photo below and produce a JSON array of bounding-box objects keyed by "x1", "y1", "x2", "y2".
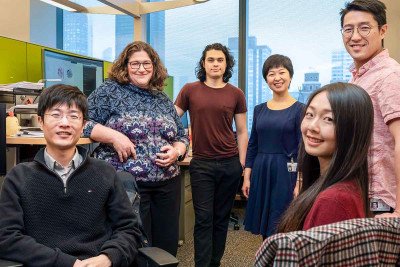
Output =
[{"x1": 242, "y1": 54, "x2": 304, "y2": 238}]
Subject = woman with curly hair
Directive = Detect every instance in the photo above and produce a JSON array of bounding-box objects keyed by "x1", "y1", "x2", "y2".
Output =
[{"x1": 84, "y1": 41, "x2": 188, "y2": 256}]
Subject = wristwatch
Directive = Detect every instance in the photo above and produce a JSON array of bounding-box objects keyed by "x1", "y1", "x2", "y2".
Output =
[{"x1": 175, "y1": 148, "x2": 184, "y2": 162}]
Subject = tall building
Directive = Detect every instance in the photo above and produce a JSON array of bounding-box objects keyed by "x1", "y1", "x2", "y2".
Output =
[
  {"x1": 330, "y1": 49, "x2": 353, "y2": 83},
  {"x1": 115, "y1": 15, "x2": 134, "y2": 58},
  {"x1": 63, "y1": 12, "x2": 90, "y2": 56},
  {"x1": 148, "y1": 2, "x2": 166, "y2": 63},
  {"x1": 228, "y1": 36, "x2": 271, "y2": 132},
  {"x1": 298, "y1": 71, "x2": 321, "y2": 103}
]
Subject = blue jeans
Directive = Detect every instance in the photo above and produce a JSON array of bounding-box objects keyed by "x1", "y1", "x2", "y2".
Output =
[{"x1": 189, "y1": 156, "x2": 242, "y2": 267}]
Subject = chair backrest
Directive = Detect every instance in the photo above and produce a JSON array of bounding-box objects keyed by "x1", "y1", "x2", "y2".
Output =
[
  {"x1": 116, "y1": 171, "x2": 149, "y2": 247},
  {"x1": 255, "y1": 218, "x2": 400, "y2": 267}
]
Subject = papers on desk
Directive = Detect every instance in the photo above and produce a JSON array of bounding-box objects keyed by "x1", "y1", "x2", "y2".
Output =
[
  {"x1": 0, "y1": 81, "x2": 44, "y2": 92},
  {"x1": 16, "y1": 130, "x2": 44, "y2": 138}
]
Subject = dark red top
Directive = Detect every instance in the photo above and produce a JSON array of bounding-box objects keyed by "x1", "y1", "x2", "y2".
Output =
[
  {"x1": 175, "y1": 81, "x2": 247, "y2": 159},
  {"x1": 303, "y1": 180, "x2": 365, "y2": 230}
]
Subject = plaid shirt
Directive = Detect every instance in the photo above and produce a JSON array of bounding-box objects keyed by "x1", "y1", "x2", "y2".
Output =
[{"x1": 255, "y1": 218, "x2": 400, "y2": 266}]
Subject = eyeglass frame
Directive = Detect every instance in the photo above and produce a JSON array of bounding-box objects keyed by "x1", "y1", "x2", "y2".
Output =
[
  {"x1": 127, "y1": 61, "x2": 153, "y2": 71},
  {"x1": 44, "y1": 113, "x2": 83, "y2": 123},
  {"x1": 340, "y1": 24, "x2": 380, "y2": 38}
]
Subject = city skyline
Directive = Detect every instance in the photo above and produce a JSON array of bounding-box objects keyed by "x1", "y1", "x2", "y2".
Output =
[{"x1": 60, "y1": 0, "x2": 352, "y2": 129}]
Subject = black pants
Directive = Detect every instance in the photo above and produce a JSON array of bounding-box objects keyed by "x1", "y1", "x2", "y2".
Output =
[
  {"x1": 189, "y1": 156, "x2": 242, "y2": 267},
  {"x1": 137, "y1": 177, "x2": 181, "y2": 256}
]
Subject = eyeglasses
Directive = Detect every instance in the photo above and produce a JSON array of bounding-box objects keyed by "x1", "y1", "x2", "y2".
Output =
[
  {"x1": 45, "y1": 113, "x2": 82, "y2": 123},
  {"x1": 341, "y1": 25, "x2": 376, "y2": 38},
  {"x1": 128, "y1": 61, "x2": 153, "y2": 70}
]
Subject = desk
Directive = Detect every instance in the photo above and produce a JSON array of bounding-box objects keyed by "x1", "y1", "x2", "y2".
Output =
[
  {"x1": 6, "y1": 137, "x2": 93, "y2": 145},
  {"x1": 4, "y1": 137, "x2": 93, "y2": 175},
  {"x1": 178, "y1": 157, "x2": 194, "y2": 242}
]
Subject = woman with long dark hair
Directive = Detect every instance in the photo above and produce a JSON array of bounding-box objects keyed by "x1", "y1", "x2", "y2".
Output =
[{"x1": 277, "y1": 82, "x2": 373, "y2": 232}]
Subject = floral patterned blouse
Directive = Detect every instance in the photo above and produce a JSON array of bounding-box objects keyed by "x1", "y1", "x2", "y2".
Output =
[{"x1": 84, "y1": 79, "x2": 189, "y2": 182}]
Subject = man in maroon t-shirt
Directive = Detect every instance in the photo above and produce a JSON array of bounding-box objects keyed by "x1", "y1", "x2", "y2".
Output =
[{"x1": 175, "y1": 43, "x2": 248, "y2": 267}]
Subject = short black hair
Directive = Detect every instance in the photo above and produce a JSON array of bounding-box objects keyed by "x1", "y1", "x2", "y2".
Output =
[
  {"x1": 262, "y1": 54, "x2": 294, "y2": 82},
  {"x1": 340, "y1": 0, "x2": 387, "y2": 27},
  {"x1": 37, "y1": 84, "x2": 88, "y2": 120},
  {"x1": 195, "y1": 43, "x2": 235, "y2": 83}
]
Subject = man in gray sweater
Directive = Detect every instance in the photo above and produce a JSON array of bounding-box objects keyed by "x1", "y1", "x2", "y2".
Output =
[{"x1": 0, "y1": 84, "x2": 141, "y2": 267}]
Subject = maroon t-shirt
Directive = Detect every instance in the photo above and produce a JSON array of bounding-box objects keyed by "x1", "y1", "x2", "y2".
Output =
[{"x1": 175, "y1": 81, "x2": 247, "y2": 159}]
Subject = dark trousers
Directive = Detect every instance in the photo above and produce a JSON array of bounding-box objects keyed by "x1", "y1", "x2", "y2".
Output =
[
  {"x1": 189, "y1": 156, "x2": 242, "y2": 267},
  {"x1": 137, "y1": 177, "x2": 181, "y2": 256}
]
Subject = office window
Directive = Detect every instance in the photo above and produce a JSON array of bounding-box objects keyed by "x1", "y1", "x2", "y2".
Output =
[
  {"x1": 63, "y1": 0, "x2": 134, "y2": 61},
  {"x1": 30, "y1": 0, "x2": 58, "y2": 48},
  {"x1": 247, "y1": 0, "x2": 350, "y2": 131},
  {"x1": 148, "y1": 1, "x2": 239, "y2": 99}
]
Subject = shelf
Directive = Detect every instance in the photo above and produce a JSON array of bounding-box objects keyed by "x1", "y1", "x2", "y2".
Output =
[
  {"x1": 13, "y1": 107, "x2": 38, "y2": 114},
  {"x1": 0, "y1": 87, "x2": 42, "y2": 104}
]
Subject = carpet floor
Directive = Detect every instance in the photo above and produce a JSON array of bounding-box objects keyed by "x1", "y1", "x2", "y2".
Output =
[{"x1": 176, "y1": 202, "x2": 263, "y2": 267}]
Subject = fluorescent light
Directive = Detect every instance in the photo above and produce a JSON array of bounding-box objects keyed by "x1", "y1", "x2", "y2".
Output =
[{"x1": 39, "y1": 0, "x2": 77, "y2": 12}]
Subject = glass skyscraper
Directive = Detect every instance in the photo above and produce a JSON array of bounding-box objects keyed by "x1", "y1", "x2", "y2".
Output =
[{"x1": 229, "y1": 36, "x2": 271, "y2": 132}]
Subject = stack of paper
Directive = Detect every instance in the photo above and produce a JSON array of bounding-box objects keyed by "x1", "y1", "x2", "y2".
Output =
[
  {"x1": 0, "y1": 81, "x2": 44, "y2": 92},
  {"x1": 16, "y1": 130, "x2": 44, "y2": 138}
]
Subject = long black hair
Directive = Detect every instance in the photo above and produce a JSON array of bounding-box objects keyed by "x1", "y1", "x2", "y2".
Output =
[
  {"x1": 277, "y1": 82, "x2": 373, "y2": 232},
  {"x1": 195, "y1": 43, "x2": 235, "y2": 83}
]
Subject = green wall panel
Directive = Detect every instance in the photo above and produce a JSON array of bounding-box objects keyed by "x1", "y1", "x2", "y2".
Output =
[
  {"x1": 27, "y1": 43, "x2": 43, "y2": 82},
  {"x1": 1, "y1": 36, "x2": 111, "y2": 85},
  {"x1": 104, "y1": 61, "x2": 112, "y2": 79},
  {"x1": 164, "y1": 76, "x2": 173, "y2": 100},
  {"x1": 0, "y1": 36, "x2": 27, "y2": 83}
]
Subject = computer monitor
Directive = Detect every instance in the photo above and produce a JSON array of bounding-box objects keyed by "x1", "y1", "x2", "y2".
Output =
[{"x1": 43, "y1": 49, "x2": 104, "y2": 96}]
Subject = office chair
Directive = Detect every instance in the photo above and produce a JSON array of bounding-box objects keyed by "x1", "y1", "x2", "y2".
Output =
[
  {"x1": 0, "y1": 171, "x2": 178, "y2": 267},
  {"x1": 117, "y1": 171, "x2": 179, "y2": 267},
  {"x1": 229, "y1": 175, "x2": 245, "y2": 230},
  {"x1": 255, "y1": 217, "x2": 400, "y2": 267}
]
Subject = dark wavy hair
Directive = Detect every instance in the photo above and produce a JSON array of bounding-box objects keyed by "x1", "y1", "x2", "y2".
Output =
[
  {"x1": 37, "y1": 84, "x2": 88, "y2": 121},
  {"x1": 277, "y1": 83, "x2": 373, "y2": 233},
  {"x1": 195, "y1": 43, "x2": 235, "y2": 83},
  {"x1": 108, "y1": 41, "x2": 168, "y2": 91}
]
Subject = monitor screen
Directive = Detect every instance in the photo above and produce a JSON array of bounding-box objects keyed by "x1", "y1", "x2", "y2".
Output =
[{"x1": 43, "y1": 50, "x2": 104, "y2": 96}]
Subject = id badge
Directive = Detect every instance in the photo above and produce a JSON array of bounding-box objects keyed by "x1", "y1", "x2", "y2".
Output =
[
  {"x1": 287, "y1": 158, "x2": 297, "y2": 172},
  {"x1": 370, "y1": 198, "x2": 391, "y2": 212}
]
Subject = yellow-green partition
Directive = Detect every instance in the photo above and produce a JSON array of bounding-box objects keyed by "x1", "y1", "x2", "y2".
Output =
[
  {"x1": 0, "y1": 36, "x2": 112, "y2": 83},
  {"x1": 0, "y1": 36, "x2": 173, "y2": 93},
  {"x1": 0, "y1": 37, "x2": 28, "y2": 83},
  {"x1": 104, "y1": 61, "x2": 112, "y2": 79},
  {"x1": 27, "y1": 43, "x2": 43, "y2": 82},
  {"x1": 164, "y1": 76, "x2": 174, "y2": 100}
]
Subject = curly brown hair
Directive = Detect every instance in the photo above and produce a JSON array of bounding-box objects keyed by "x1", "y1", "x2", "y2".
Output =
[{"x1": 108, "y1": 41, "x2": 168, "y2": 91}]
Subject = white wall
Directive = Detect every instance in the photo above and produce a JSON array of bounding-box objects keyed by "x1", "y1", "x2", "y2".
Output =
[
  {"x1": 383, "y1": 0, "x2": 400, "y2": 62},
  {"x1": 0, "y1": 0, "x2": 30, "y2": 41}
]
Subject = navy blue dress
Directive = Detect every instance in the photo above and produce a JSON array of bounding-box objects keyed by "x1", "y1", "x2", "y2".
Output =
[{"x1": 244, "y1": 101, "x2": 304, "y2": 237}]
